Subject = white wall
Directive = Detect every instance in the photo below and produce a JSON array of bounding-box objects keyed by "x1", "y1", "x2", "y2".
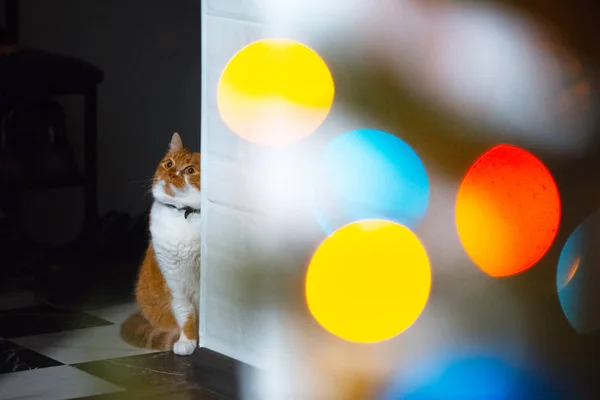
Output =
[{"x1": 200, "y1": 0, "x2": 269, "y2": 366}]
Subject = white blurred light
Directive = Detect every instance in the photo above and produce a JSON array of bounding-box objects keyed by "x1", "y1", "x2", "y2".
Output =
[
  {"x1": 240, "y1": 278, "x2": 530, "y2": 400},
  {"x1": 240, "y1": 310, "x2": 397, "y2": 400},
  {"x1": 427, "y1": 7, "x2": 548, "y2": 130},
  {"x1": 418, "y1": 4, "x2": 592, "y2": 150},
  {"x1": 249, "y1": 0, "x2": 594, "y2": 153},
  {"x1": 348, "y1": 0, "x2": 595, "y2": 154},
  {"x1": 256, "y1": 0, "x2": 370, "y2": 38}
]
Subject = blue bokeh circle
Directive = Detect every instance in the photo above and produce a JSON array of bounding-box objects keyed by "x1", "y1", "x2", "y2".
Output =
[
  {"x1": 380, "y1": 352, "x2": 565, "y2": 400},
  {"x1": 312, "y1": 129, "x2": 430, "y2": 235},
  {"x1": 557, "y1": 210, "x2": 600, "y2": 334}
]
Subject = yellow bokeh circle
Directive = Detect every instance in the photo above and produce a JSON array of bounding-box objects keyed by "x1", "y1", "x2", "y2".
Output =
[
  {"x1": 217, "y1": 38, "x2": 335, "y2": 147},
  {"x1": 305, "y1": 220, "x2": 432, "y2": 343}
]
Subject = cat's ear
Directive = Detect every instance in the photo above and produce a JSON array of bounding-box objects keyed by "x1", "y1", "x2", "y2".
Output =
[{"x1": 169, "y1": 132, "x2": 183, "y2": 152}]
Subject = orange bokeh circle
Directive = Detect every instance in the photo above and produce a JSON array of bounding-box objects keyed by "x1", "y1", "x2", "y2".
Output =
[{"x1": 456, "y1": 144, "x2": 561, "y2": 277}]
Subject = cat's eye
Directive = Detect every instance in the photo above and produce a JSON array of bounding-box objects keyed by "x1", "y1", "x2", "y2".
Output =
[
  {"x1": 186, "y1": 167, "x2": 195, "y2": 174},
  {"x1": 165, "y1": 161, "x2": 173, "y2": 168}
]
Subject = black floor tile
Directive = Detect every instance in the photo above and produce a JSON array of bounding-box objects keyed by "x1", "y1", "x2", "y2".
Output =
[
  {"x1": 0, "y1": 305, "x2": 113, "y2": 338},
  {"x1": 74, "y1": 349, "x2": 242, "y2": 400},
  {"x1": 0, "y1": 337, "x2": 63, "y2": 374}
]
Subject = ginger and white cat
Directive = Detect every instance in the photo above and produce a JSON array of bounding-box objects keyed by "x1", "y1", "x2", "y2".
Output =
[{"x1": 121, "y1": 132, "x2": 201, "y2": 356}]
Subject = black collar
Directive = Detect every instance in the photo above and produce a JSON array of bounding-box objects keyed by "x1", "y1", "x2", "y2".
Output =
[{"x1": 162, "y1": 203, "x2": 201, "y2": 219}]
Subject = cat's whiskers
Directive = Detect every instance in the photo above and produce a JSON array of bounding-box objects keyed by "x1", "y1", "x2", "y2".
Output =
[{"x1": 129, "y1": 176, "x2": 156, "y2": 197}]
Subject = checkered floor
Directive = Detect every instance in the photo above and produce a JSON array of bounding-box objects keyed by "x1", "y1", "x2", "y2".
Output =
[{"x1": 0, "y1": 291, "x2": 241, "y2": 400}]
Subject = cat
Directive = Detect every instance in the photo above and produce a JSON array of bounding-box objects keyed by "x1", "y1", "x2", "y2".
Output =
[{"x1": 121, "y1": 132, "x2": 201, "y2": 356}]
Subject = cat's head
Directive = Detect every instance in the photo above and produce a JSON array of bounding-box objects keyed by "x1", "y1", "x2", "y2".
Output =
[{"x1": 152, "y1": 132, "x2": 201, "y2": 209}]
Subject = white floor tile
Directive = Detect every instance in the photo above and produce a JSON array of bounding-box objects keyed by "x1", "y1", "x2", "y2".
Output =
[
  {"x1": 85, "y1": 302, "x2": 139, "y2": 324},
  {"x1": 12, "y1": 324, "x2": 157, "y2": 365},
  {"x1": 0, "y1": 365, "x2": 124, "y2": 400}
]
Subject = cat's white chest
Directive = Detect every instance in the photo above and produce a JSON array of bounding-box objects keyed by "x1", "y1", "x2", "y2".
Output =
[{"x1": 150, "y1": 202, "x2": 201, "y2": 301}]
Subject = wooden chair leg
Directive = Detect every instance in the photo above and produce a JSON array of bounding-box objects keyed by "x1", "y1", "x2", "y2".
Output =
[{"x1": 83, "y1": 86, "x2": 98, "y2": 223}]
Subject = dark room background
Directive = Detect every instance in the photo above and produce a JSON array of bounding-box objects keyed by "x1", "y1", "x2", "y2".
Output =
[{"x1": 1, "y1": 0, "x2": 200, "y2": 244}]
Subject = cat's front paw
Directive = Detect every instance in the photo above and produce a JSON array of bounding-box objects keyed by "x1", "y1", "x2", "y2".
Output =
[{"x1": 173, "y1": 337, "x2": 197, "y2": 356}]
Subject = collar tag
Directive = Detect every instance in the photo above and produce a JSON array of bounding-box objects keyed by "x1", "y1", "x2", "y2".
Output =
[{"x1": 162, "y1": 203, "x2": 200, "y2": 219}]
